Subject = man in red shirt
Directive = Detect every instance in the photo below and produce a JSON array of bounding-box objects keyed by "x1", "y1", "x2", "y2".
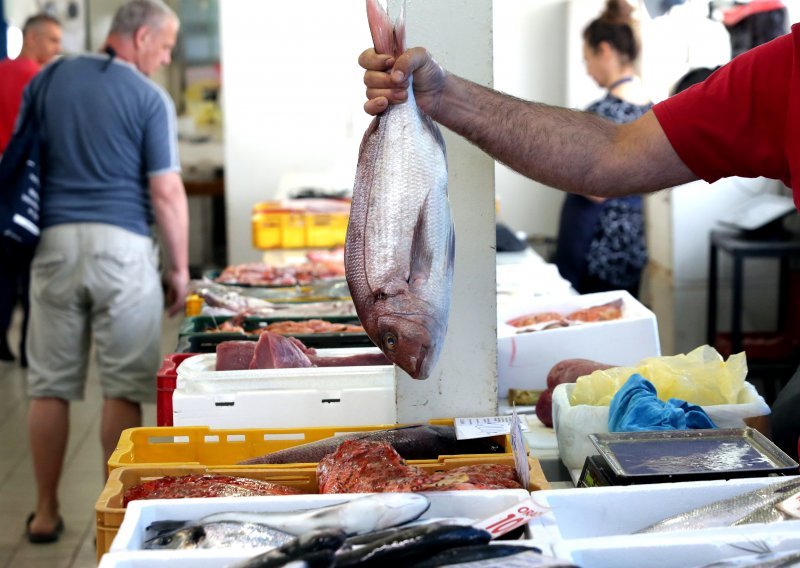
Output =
[
  {"x1": 358, "y1": 24, "x2": 798, "y2": 203},
  {"x1": 0, "y1": 13, "x2": 61, "y2": 364},
  {"x1": 358, "y1": 24, "x2": 799, "y2": 452},
  {"x1": 0, "y1": 13, "x2": 62, "y2": 151}
]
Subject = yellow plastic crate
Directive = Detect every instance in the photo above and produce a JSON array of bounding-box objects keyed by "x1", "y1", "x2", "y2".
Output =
[
  {"x1": 304, "y1": 211, "x2": 349, "y2": 248},
  {"x1": 107, "y1": 420, "x2": 515, "y2": 473},
  {"x1": 251, "y1": 201, "x2": 349, "y2": 250}
]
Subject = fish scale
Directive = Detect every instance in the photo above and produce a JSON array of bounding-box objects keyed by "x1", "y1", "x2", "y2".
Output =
[{"x1": 345, "y1": 0, "x2": 454, "y2": 380}]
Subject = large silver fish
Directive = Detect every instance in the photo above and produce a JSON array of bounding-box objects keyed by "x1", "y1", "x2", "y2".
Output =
[
  {"x1": 636, "y1": 477, "x2": 800, "y2": 533},
  {"x1": 345, "y1": 0, "x2": 454, "y2": 380}
]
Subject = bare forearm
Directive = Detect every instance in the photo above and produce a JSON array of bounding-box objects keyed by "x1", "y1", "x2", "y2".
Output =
[
  {"x1": 431, "y1": 74, "x2": 696, "y2": 196},
  {"x1": 151, "y1": 177, "x2": 189, "y2": 274}
]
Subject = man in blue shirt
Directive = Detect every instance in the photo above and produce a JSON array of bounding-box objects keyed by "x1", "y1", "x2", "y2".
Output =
[{"x1": 23, "y1": 0, "x2": 188, "y2": 543}]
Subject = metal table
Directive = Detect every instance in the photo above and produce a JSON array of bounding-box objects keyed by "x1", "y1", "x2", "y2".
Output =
[{"x1": 706, "y1": 229, "x2": 800, "y2": 402}]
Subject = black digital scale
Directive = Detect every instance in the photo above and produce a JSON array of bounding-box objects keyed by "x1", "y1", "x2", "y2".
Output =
[{"x1": 577, "y1": 428, "x2": 798, "y2": 488}]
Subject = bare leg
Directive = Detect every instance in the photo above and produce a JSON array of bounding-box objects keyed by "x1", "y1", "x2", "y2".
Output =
[
  {"x1": 100, "y1": 398, "x2": 141, "y2": 480},
  {"x1": 28, "y1": 397, "x2": 69, "y2": 535}
]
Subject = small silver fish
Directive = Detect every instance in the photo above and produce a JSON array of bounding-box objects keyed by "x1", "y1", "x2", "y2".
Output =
[
  {"x1": 637, "y1": 477, "x2": 800, "y2": 533},
  {"x1": 345, "y1": 0, "x2": 454, "y2": 380},
  {"x1": 144, "y1": 520, "x2": 294, "y2": 550}
]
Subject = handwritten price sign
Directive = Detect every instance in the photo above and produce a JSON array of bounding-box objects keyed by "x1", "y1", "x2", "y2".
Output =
[{"x1": 475, "y1": 499, "x2": 547, "y2": 538}]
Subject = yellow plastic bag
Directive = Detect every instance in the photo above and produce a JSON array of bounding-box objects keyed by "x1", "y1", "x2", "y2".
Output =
[{"x1": 569, "y1": 345, "x2": 748, "y2": 406}]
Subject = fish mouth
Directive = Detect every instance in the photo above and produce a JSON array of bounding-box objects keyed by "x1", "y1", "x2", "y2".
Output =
[
  {"x1": 407, "y1": 346, "x2": 429, "y2": 380},
  {"x1": 376, "y1": 314, "x2": 434, "y2": 379}
]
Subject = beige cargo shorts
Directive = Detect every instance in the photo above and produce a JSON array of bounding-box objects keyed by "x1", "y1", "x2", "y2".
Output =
[{"x1": 26, "y1": 223, "x2": 163, "y2": 403}]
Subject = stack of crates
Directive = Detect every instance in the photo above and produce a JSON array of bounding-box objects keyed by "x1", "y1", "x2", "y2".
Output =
[{"x1": 251, "y1": 198, "x2": 350, "y2": 250}]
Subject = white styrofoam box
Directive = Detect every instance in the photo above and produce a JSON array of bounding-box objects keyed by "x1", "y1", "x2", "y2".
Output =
[
  {"x1": 101, "y1": 537, "x2": 548, "y2": 568},
  {"x1": 112, "y1": 489, "x2": 531, "y2": 554},
  {"x1": 553, "y1": 527, "x2": 800, "y2": 568},
  {"x1": 552, "y1": 381, "x2": 771, "y2": 471},
  {"x1": 496, "y1": 290, "x2": 660, "y2": 398},
  {"x1": 528, "y1": 476, "x2": 795, "y2": 541},
  {"x1": 496, "y1": 261, "x2": 574, "y2": 299},
  {"x1": 176, "y1": 348, "x2": 391, "y2": 393},
  {"x1": 99, "y1": 550, "x2": 255, "y2": 568},
  {"x1": 173, "y1": 349, "x2": 395, "y2": 429},
  {"x1": 527, "y1": 476, "x2": 800, "y2": 568}
]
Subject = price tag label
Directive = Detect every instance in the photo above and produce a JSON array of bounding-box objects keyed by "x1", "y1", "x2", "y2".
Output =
[
  {"x1": 776, "y1": 491, "x2": 800, "y2": 519},
  {"x1": 454, "y1": 414, "x2": 530, "y2": 440},
  {"x1": 474, "y1": 497, "x2": 548, "y2": 538}
]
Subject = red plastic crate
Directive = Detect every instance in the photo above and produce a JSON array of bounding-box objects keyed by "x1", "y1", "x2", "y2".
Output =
[{"x1": 156, "y1": 353, "x2": 198, "y2": 427}]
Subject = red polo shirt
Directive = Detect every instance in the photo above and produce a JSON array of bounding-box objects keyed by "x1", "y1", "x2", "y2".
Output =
[
  {"x1": 653, "y1": 24, "x2": 799, "y2": 207},
  {"x1": 0, "y1": 56, "x2": 41, "y2": 152}
]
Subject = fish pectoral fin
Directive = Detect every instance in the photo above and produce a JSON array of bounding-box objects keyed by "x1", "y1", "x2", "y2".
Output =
[{"x1": 409, "y1": 203, "x2": 434, "y2": 283}]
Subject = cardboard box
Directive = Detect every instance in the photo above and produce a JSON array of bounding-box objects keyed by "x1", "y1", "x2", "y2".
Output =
[
  {"x1": 110, "y1": 489, "x2": 533, "y2": 553},
  {"x1": 497, "y1": 291, "x2": 660, "y2": 399},
  {"x1": 173, "y1": 349, "x2": 396, "y2": 429},
  {"x1": 528, "y1": 476, "x2": 800, "y2": 568},
  {"x1": 551, "y1": 382, "x2": 771, "y2": 471}
]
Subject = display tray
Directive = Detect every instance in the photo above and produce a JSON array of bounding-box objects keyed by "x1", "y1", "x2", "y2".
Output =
[
  {"x1": 588, "y1": 428, "x2": 799, "y2": 483},
  {"x1": 204, "y1": 269, "x2": 346, "y2": 289},
  {"x1": 177, "y1": 315, "x2": 373, "y2": 352}
]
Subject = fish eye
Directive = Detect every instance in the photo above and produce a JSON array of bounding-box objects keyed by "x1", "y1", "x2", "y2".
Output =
[{"x1": 383, "y1": 332, "x2": 397, "y2": 351}]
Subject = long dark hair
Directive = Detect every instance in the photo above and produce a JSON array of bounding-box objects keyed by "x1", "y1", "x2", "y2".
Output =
[{"x1": 583, "y1": 0, "x2": 639, "y2": 64}]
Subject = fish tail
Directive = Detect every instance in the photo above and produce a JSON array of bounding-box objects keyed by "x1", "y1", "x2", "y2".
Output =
[
  {"x1": 366, "y1": 0, "x2": 406, "y2": 56},
  {"x1": 395, "y1": 0, "x2": 406, "y2": 53},
  {"x1": 366, "y1": 0, "x2": 394, "y2": 55}
]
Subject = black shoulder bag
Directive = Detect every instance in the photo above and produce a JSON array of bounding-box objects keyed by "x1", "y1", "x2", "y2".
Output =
[{"x1": 0, "y1": 57, "x2": 65, "y2": 258}]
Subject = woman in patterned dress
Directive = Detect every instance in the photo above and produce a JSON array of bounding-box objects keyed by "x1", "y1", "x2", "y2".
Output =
[{"x1": 553, "y1": 0, "x2": 652, "y2": 298}]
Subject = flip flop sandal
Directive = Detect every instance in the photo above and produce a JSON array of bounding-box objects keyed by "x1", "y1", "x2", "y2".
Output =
[{"x1": 25, "y1": 513, "x2": 64, "y2": 544}]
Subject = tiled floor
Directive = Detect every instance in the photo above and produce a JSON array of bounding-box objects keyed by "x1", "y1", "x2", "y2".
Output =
[{"x1": 0, "y1": 307, "x2": 182, "y2": 568}]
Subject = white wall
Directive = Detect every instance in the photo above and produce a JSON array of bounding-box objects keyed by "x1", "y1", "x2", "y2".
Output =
[
  {"x1": 219, "y1": 2, "x2": 372, "y2": 266},
  {"x1": 221, "y1": 0, "x2": 498, "y2": 421},
  {"x1": 493, "y1": 0, "x2": 570, "y2": 242}
]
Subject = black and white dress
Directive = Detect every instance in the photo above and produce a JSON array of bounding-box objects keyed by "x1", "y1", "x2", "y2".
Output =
[{"x1": 552, "y1": 94, "x2": 652, "y2": 298}]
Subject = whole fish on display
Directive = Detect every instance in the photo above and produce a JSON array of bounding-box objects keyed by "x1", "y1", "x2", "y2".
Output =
[
  {"x1": 229, "y1": 529, "x2": 345, "y2": 568},
  {"x1": 345, "y1": 0, "x2": 454, "y2": 380},
  {"x1": 334, "y1": 523, "x2": 491, "y2": 567},
  {"x1": 409, "y1": 544, "x2": 579, "y2": 568},
  {"x1": 636, "y1": 477, "x2": 800, "y2": 533},
  {"x1": 143, "y1": 518, "x2": 294, "y2": 550},
  {"x1": 143, "y1": 493, "x2": 429, "y2": 550},
  {"x1": 238, "y1": 424, "x2": 503, "y2": 465}
]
